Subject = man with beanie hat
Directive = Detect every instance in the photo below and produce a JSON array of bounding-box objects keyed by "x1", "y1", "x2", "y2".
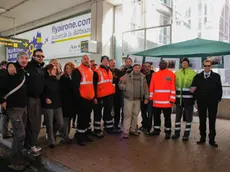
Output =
[
  {"x1": 171, "y1": 57, "x2": 196, "y2": 141},
  {"x1": 149, "y1": 60, "x2": 176, "y2": 139},
  {"x1": 93, "y1": 55, "x2": 120, "y2": 138},
  {"x1": 119, "y1": 63, "x2": 149, "y2": 139}
]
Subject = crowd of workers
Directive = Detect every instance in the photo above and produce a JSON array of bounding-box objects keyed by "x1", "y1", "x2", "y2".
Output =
[{"x1": 0, "y1": 49, "x2": 223, "y2": 171}]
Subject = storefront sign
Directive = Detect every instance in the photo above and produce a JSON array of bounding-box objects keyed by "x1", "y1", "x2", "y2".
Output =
[{"x1": 7, "y1": 13, "x2": 91, "y2": 61}]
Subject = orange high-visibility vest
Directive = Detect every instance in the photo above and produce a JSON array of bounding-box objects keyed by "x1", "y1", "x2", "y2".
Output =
[
  {"x1": 149, "y1": 69, "x2": 176, "y2": 108},
  {"x1": 78, "y1": 64, "x2": 95, "y2": 100},
  {"x1": 96, "y1": 67, "x2": 115, "y2": 98}
]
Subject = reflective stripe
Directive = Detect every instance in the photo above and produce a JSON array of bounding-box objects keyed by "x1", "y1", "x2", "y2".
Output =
[
  {"x1": 186, "y1": 123, "x2": 191, "y2": 126},
  {"x1": 185, "y1": 128, "x2": 191, "y2": 131},
  {"x1": 154, "y1": 126, "x2": 160, "y2": 129},
  {"x1": 94, "y1": 127, "x2": 101, "y2": 130},
  {"x1": 175, "y1": 122, "x2": 181, "y2": 125},
  {"x1": 165, "y1": 128, "x2": 171, "y2": 131},
  {"x1": 175, "y1": 127, "x2": 180, "y2": 130},
  {"x1": 154, "y1": 100, "x2": 170, "y2": 104},
  {"x1": 176, "y1": 95, "x2": 193, "y2": 98},
  {"x1": 171, "y1": 91, "x2": 176, "y2": 94},
  {"x1": 170, "y1": 96, "x2": 176, "y2": 99},
  {"x1": 94, "y1": 121, "x2": 101, "y2": 125},
  {"x1": 105, "y1": 120, "x2": 113, "y2": 123},
  {"x1": 80, "y1": 81, "x2": 93, "y2": 85},
  {"x1": 79, "y1": 66, "x2": 93, "y2": 85},
  {"x1": 176, "y1": 88, "x2": 189, "y2": 91},
  {"x1": 155, "y1": 90, "x2": 171, "y2": 93},
  {"x1": 98, "y1": 79, "x2": 113, "y2": 84},
  {"x1": 105, "y1": 125, "x2": 113, "y2": 128},
  {"x1": 77, "y1": 129, "x2": 86, "y2": 133}
]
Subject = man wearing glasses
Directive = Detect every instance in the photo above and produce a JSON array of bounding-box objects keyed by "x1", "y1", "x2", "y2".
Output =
[
  {"x1": 190, "y1": 59, "x2": 222, "y2": 147},
  {"x1": 8, "y1": 49, "x2": 45, "y2": 155}
]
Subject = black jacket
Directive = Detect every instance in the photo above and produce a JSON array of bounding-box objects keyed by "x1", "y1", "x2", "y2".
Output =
[
  {"x1": 0, "y1": 62, "x2": 28, "y2": 108},
  {"x1": 120, "y1": 66, "x2": 133, "y2": 77},
  {"x1": 41, "y1": 76, "x2": 61, "y2": 109},
  {"x1": 0, "y1": 68, "x2": 7, "y2": 88},
  {"x1": 26, "y1": 58, "x2": 45, "y2": 98},
  {"x1": 110, "y1": 68, "x2": 122, "y2": 94},
  {"x1": 60, "y1": 74, "x2": 75, "y2": 117},
  {"x1": 143, "y1": 70, "x2": 154, "y2": 87},
  {"x1": 191, "y1": 71, "x2": 222, "y2": 102}
]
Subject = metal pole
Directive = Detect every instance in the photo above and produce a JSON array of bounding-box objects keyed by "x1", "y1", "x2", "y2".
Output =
[{"x1": 13, "y1": 18, "x2": 16, "y2": 37}]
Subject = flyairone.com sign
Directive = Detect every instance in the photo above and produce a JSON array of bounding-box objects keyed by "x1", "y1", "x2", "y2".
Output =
[{"x1": 7, "y1": 13, "x2": 91, "y2": 61}]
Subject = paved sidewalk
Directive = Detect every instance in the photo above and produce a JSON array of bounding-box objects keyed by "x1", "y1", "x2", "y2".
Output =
[{"x1": 1, "y1": 115, "x2": 230, "y2": 172}]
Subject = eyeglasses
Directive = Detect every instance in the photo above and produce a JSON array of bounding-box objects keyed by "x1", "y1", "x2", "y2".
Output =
[
  {"x1": 35, "y1": 55, "x2": 45, "y2": 59},
  {"x1": 203, "y1": 65, "x2": 211, "y2": 67}
]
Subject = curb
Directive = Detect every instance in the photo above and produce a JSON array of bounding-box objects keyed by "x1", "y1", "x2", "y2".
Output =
[{"x1": 0, "y1": 138, "x2": 76, "y2": 172}]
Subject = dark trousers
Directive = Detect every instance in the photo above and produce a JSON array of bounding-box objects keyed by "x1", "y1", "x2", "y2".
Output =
[
  {"x1": 24, "y1": 97, "x2": 41, "y2": 149},
  {"x1": 141, "y1": 100, "x2": 152, "y2": 131},
  {"x1": 1, "y1": 109, "x2": 10, "y2": 136},
  {"x1": 94, "y1": 95, "x2": 114, "y2": 133},
  {"x1": 175, "y1": 104, "x2": 193, "y2": 136},
  {"x1": 76, "y1": 98, "x2": 93, "y2": 136},
  {"x1": 197, "y1": 100, "x2": 218, "y2": 141},
  {"x1": 7, "y1": 107, "x2": 27, "y2": 165},
  {"x1": 113, "y1": 93, "x2": 122, "y2": 127},
  {"x1": 153, "y1": 107, "x2": 172, "y2": 134}
]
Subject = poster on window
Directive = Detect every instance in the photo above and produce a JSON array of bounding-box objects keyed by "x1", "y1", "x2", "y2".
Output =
[
  {"x1": 162, "y1": 58, "x2": 180, "y2": 71},
  {"x1": 206, "y1": 56, "x2": 223, "y2": 65},
  {"x1": 145, "y1": 56, "x2": 161, "y2": 71},
  {"x1": 224, "y1": 55, "x2": 230, "y2": 69},
  {"x1": 128, "y1": 55, "x2": 143, "y2": 65},
  {"x1": 188, "y1": 57, "x2": 202, "y2": 70}
]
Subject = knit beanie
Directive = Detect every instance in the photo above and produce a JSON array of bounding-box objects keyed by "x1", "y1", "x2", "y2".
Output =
[{"x1": 101, "y1": 55, "x2": 109, "y2": 62}]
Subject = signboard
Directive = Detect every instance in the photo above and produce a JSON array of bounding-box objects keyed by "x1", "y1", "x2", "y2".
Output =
[
  {"x1": 7, "y1": 13, "x2": 91, "y2": 61},
  {"x1": 81, "y1": 40, "x2": 88, "y2": 52},
  {"x1": 0, "y1": 37, "x2": 28, "y2": 48}
]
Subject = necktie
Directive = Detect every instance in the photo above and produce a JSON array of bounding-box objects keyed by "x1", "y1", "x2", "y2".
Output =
[{"x1": 205, "y1": 74, "x2": 209, "y2": 79}]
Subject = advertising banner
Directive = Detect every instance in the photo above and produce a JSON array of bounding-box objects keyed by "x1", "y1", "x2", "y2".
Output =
[
  {"x1": 188, "y1": 57, "x2": 202, "y2": 70},
  {"x1": 7, "y1": 13, "x2": 91, "y2": 61},
  {"x1": 128, "y1": 55, "x2": 143, "y2": 65},
  {"x1": 145, "y1": 56, "x2": 161, "y2": 70}
]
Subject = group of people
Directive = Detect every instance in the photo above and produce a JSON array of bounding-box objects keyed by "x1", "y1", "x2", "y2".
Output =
[{"x1": 0, "y1": 49, "x2": 223, "y2": 171}]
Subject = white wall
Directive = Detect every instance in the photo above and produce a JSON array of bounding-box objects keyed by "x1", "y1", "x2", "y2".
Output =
[{"x1": 0, "y1": 45, "x2": 6, "y2": 62}]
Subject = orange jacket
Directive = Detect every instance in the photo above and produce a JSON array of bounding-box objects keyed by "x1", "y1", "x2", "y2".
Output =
[
  {"x1": 96, "y1": 67, "x2": 115, "y2": 98},
  {"x1": 78, "y1": 64, "x2": 95, "y2": 100},
  {"x1": 149, "y1": 69, "x2": 176, "y2": 108}
]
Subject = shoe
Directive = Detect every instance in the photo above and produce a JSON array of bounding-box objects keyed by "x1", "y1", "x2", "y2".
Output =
[
  {"x1": 130, "y1": 131, "x2": 140, "y2": 136},
  {"x1": 49, "y1": 144, "x2": 56, "y2": 149},
  {"x1": 209, "y1": 141, "x2": 218, "y2": 148},
  {"x1": 2, "y1": 133, "x2": 12, "y2": 139},
  {"x1": 122, "y1": 133, "x2": 129, "y2": 139},
  {"x1": 85, "y1": 136, "x2": 93, "y2": 142},
  {"x1": 139, "y1": 126, "x2": 147, "y2": 131},
  {"x1": 165, "y1": 133, "x2": 171, "y2": 140},
  {"x1": 105, "y1": 128, "x2": 122, "y2": 134},
  {"x1": 197, "y1": 138, "x2": 206, "y2": 144},
  {"x1": 171, "y1": 134, "x2": 180, "y2": 140},
  {"x1": 30, "y1": 146, "x2": 42, "y2": 153},
  {"x1": 94, "y1": 132, "x2": 104, "y2": 138},
  {"x1": 77, "y1": 140, "x2": 87, "y2": 146},
  {"x1": 182, "y1": 135, "x2": 189, "y2": 141},
  {"x1": 8, "y1": 164, "x2": 25, "y2": 171},
  {"x1": 149, "y1": 130, "x2": 160, "y2": 136}
]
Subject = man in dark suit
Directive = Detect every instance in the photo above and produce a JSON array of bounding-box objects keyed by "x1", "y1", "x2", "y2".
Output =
[{"x1": 190, "y1": 60, "x2": 222, "y2": 147}]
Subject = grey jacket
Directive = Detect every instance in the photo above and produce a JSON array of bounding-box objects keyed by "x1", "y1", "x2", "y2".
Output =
[{"x1": 119, "y1": 72, "x2": 149, "y2": 101}]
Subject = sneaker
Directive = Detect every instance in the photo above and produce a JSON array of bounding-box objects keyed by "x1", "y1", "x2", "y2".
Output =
[
  {"x1": 105, "y1": 128, "x2": 121, "y2": 134},
  {"x1": 122, "y1": 133, "x2": 129, "y2": 139},
  {"x1": 149, "y1": 130, "x2": 160, "y2": 136},
  {"x1": 30, "y1": 146, "x2": 42, "y2": 153},
  {"x1": 130, "y1": 131, "x2": 140, "y2": 136},
  {"x1": 8, "y1": 164, "x2": 25, "y2": 171}
]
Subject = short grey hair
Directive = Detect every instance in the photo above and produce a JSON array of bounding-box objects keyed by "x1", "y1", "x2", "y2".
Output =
[{"x1": 17, "y1": 51, "x2": 28, "y2": 59}]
